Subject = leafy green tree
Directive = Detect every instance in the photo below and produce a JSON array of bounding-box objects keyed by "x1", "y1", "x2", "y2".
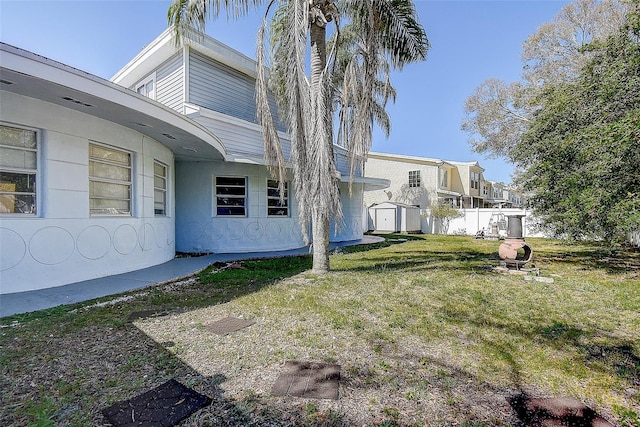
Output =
[
  {"x1": 168, "y1": 0, "x2": 429, "y2": 272},
  {"x1": 513, "y1": 1, "x2": 640, "y2": 244},
  {"x1": 462, "y1": 0, "x2": 630, "y2": 161},
  {"x1": 427, "y1": 202, "x2": 463, "y2": 235}
]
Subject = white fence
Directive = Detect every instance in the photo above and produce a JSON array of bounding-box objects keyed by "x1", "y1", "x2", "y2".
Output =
[
  {"x1": 419, "y1": 208, "x2": 546, "y2": 237},
  {"x1": 364, "y1": 205, "x2": 639, "y2": 245}
]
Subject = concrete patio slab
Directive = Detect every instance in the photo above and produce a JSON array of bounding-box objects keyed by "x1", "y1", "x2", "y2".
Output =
[{"x1": 0, "y1": 235, "x2": 385, "y2": 318}]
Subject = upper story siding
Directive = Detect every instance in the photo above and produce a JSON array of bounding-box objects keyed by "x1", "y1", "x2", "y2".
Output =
[
  {"x1": 188, "y1": 51, "x2": 284, "y2": 132},
  {"x1": 120, "y1": 31, "x2": 358, "y2": 176},
  {"x1": 189, "y1": 50, "x2": 256, "y2": 123},
  {"x1": 156, "y1": 53, "x2": 184, "y2": 112}
]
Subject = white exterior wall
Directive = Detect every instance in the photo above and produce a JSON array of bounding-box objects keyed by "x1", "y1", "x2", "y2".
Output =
[
  {"x1": 364, "y1": 157, "x2": 439, "y2": 232},
  {"x1": 332, "y1": 182, "x2": 365, "y2": 241},
  {"x1": 175, "y1": 162, "x2": 365, "y2": 253},
  {"x1": 175, "y1": 161, "x2": 303, "y2": 253},
  {"x1": 364, "y1": 157, "x2": 439, "y2": 209},
  {"x1": 0, "y1": 92, "x2": 175, "y2": 294}
]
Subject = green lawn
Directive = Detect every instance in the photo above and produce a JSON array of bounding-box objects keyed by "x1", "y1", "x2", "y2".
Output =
[{"x1": 1, "y1": 235, "x2": 638, "y2": 426}]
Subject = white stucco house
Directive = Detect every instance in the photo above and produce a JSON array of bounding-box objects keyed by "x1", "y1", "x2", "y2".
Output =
[
  {"x1": 0, "y1": 30, "x2": 387, "y2": 295},
  {"x1": 363, "y1": 152, "x2": 488, "y2": 211}
]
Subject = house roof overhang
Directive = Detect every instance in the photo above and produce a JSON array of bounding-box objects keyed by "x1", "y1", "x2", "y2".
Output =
[
  {"x1": 437, "y1": 189, "x2": 462, "y2": 197},
  {"x1": 339, "y1": 174, "x2": 390, "y2": 191},
  {"x1": 111, "y1": 28, "x2": 258, "y2": 87},
  {"x1": 368, "y1": 151, "x2": 445, "y2": 167},
  {"x1": 0, "y1": 42, "x2": 228, "y2": 162}
]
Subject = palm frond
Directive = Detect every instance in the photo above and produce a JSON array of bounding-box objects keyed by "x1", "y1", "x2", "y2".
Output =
[
  {"x1": 168, "y1": 0, "x2": 267, "y2": 45},
  {"x1": 256, "y1": 14, "x2": 287, "y2": 193}
]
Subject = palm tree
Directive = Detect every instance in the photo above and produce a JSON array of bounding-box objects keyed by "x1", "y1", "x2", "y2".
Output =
[{"x1": 168, "y1": 0, "x2": 429, "y2": 273}]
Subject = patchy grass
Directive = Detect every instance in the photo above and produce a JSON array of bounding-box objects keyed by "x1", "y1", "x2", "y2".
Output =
[{"x1": 1, "y1": 235, "x2": 638, "y2": 426}]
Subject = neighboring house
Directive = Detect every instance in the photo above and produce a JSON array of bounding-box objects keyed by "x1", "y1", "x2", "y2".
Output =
[
  {"x1": 506, "y1": 187, "x2": 524, "y2": 208},
  {"x1": 0, "y1": 30, "x2": 386, "y2": 294},
  {"x1": 363, "y1": 152, "x2": 486, "y2": 210},
  {"x1": 484, "y1": 181, "x2": 508, "y2": 208},
  {"x1": 446, "y1": 160, "x2": 486, "y2": 208},
  {"x1": 363, "y1": 152, "x2": 457, "y2": 211},
  {"x1": 484, "y1": 181, "x2": 524, "y2": 208}
]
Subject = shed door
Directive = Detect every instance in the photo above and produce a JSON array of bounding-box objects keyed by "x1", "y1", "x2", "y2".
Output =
[{"x1": 375, "y1": 208, "x2": 397, "y2": 232}]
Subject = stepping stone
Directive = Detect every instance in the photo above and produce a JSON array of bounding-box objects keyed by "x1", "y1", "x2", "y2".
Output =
[
  {"x1": 102, "y1": 379, "x2": 210, "y2": 427},
  {"x1": 205, "y1": 316, "x2": 255, "y2": 335},
  {"x1": 508, "y1": 394, "x2": 614, "y2": 426},
  {"x1": 272, "y1": 360, "x2": 341, "y2": 400}
]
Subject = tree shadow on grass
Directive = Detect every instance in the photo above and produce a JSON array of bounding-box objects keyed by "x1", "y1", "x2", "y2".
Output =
[
  {"x1": 534, "y1": 244, "x2": 640, "y2": 276},
  {"x1": 432, "y1": 299, "x2": 640, "y2": 407},
  {"x1": 0, "y1": 315, "x2": 355, "y2": 426},
  {"x1": 335, "y1": 249, "x2": 498, "y2": 275}
]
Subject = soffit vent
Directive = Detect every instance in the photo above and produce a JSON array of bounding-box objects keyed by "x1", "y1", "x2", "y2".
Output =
[{"x1": 62, "y1": 96, "x2": 92, "y2": 107}]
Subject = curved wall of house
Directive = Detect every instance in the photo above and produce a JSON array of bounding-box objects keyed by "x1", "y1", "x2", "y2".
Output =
[
  {"x1": 0, "y1": 92, "x2": 175, "y2": 294},
  {"x1": 175, "y1": 161, "x2": 365, "y2": 254}
]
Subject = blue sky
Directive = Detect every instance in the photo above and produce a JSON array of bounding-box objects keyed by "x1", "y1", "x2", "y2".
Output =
[{"x1": 0, "y1": 0, "x2": 569, "y2": 183}]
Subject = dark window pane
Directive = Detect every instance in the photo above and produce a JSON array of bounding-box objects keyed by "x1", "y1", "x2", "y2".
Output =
[
  {"x1": 0, "y1": 171, "x2": 36, "y2": 192},
  {"x1": 216, "y1": 186, "x2": 246, "y2": 196},
  {"x1": 0, "y1": 193, "x2": 35, "y2": 213},
  {"x1": 217, "y1": 206, "x2": 245, "y2": 216},
  {"x1": 268, "y1": 198, "x2": 287, "y2": 207},
  {"x1": 217, "y1": 197, "x2": 245, "y2": 207},
  {"x1": 216, "y1": 177, "x2": 245, "y2": 186},
  {"x1": 268, "y1": 208, "x2": 288, "y2": 216}
]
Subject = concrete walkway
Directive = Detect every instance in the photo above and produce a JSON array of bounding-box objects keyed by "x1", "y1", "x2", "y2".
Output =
[{"x1": 0, "y1": 236, "x2": 384, "y2": 318}]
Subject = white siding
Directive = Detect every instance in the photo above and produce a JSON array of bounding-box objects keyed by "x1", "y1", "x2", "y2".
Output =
[
  {"x1": 156, "y1": 54, "x2": 184, "y2": 112},
  {"x1": 193, "y1": 112, "x2": 292, "y2": 160},
  {"x1": 190, "y1": 51, "x2": 255, "y2": 122},
  {"x1": 188, "y1": 51, "x2": 284, "y2": 131},
  {"x1": 335, "y1": 149, "x2": 363, "y2": 177}
]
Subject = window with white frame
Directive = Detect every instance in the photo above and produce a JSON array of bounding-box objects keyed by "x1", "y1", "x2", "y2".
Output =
[
  {"x1": 267, "y1": 179, "x2": 288, "y2": 216},
  {"x1": 89, "y1": 143, "x2": 132, "y2": 215},
  {"x1": 215, "y1": 176, "x2": 246, "y2": 216},
  {"x1": 154, "y1": 161, "x2": 167, "y2": 216},
  {"x1": 0, "y1": 124, "x2": 37, "y2": 214},
  {"x1": 440, "y1": 169, "x2": 448, "y2": 188},
  {"x1": 135, "y1": 75, "x2": 155, "y2": 100},
  {"x1": 470, "y1": 171, "x2": 480, "y2": 190},
  {"x1": 409, "y1": 170, "x2": 421, "y2": 188},
  {"x1": 483, "y1": 185, "x2": 488, "y2": 196}
]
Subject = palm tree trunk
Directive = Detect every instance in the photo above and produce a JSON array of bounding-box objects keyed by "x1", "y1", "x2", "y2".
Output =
[
  {"x1": 312, "y1": 207, "x2": 330, "y2": 273},
  {"x1": 309, "y1": 19, "x2": 330, "y2": 273}
]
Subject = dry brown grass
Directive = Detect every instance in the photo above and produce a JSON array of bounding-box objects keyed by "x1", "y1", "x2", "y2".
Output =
[{"x1": 1, "y1": 235, "x2": 638, "y2": 426}]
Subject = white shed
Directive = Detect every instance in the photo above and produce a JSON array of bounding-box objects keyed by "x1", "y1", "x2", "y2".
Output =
[{"x1": 368, "y1": 202, "x2": 421, "y2": 233}]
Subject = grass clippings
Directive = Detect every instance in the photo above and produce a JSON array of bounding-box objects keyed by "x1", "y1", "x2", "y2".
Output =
[{"x1": 0, "y1": 235, "x2": 638, "y2": 426}]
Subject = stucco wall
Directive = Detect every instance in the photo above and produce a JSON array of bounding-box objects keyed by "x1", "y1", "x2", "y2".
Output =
[
  {"x1": 175, "y1": 161, "x2": 365, "y2": 253},
  {"x1": 0, "y1": 92, "x2": 175, "y2": 294},
  {"x1": 363, "y1": 157, "x2": 438, "y2": 209}
]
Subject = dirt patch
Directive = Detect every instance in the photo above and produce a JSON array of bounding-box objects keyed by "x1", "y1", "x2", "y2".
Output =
[{"x1": 102, "y1": 379, "x2": 210, "y2": 426}]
